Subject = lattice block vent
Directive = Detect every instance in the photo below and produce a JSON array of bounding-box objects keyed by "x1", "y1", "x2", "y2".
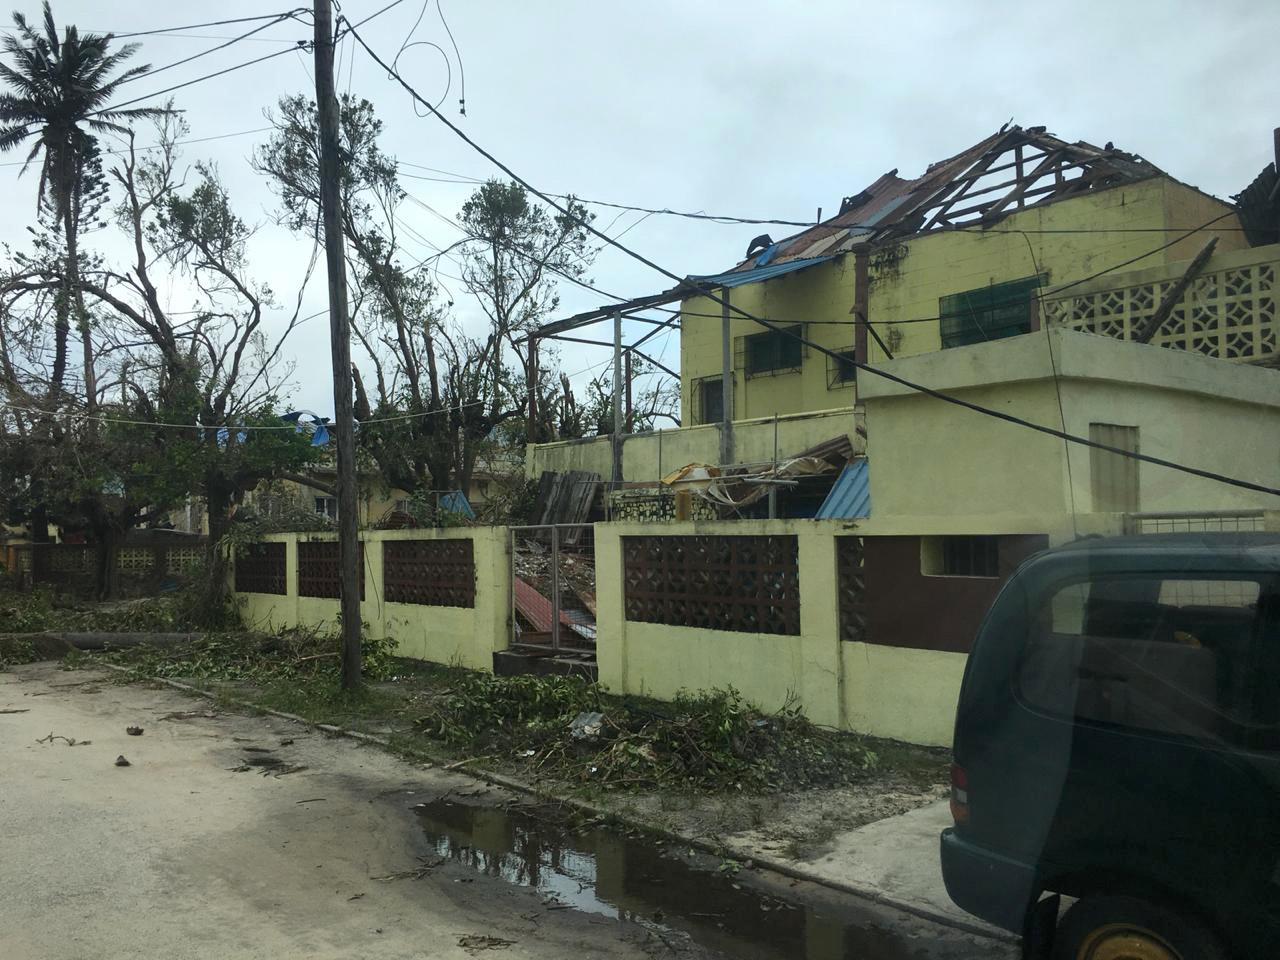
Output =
[
  {"x1": 383, "y1": 539, "x2": 475, "y2": 608},
  {"x1": 297, "y1": 540, "x2": 365, "y2": 600},
  {"x1": 622, "y1": 535, "x2": 801, "y2": 635},
  {"x1": 235, "y1": 542, "x2": 287, "y2": 595}
]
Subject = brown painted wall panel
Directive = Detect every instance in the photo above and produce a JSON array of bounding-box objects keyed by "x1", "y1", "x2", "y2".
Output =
[{"x1": 863, "y1": 534, "x2": 1048, "y2": 653}]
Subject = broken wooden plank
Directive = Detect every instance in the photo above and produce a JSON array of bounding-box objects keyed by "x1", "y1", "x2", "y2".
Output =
[{"x1": 1134, "y1": 237, "x2": 1219, "y2": 344}]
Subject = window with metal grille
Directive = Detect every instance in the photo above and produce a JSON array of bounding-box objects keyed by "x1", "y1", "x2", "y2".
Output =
[
  {"x1": 297, "y1": 540, "x2": 365, "y2": 599},
  {"x1": 700, "y1": 377, "x2": 723, "y2": 424},
  {"x1": 314, "y1": 496, "x2": 338, "y2": 519},
  {"x1": 921, "y1": 536, "x2": 999, "y2": 577},
  {"x1": 737, "y1": 324, "x2": 804, "y2": 378},
  {"x1": 622, "y1": 535, "x2": 801, "y2": 635},
  {"x1": 234, "y1": 542, "x2": 286, "y2": 595},
  {"x1": 939, "y1": 275, "x2": 1044, "y2": 348},
  {"x1": 383, "y1": 539, "x2": 475, "y2": 607},
  {"x1": 827, "y1": 348, "x2": 858, "y2": 388},
  {"x1": 690, "y1": 374, "x2": 731, "y2": 425}
]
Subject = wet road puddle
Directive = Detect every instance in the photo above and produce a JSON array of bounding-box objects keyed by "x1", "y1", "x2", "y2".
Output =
[{"x1": 413, "y1": 798, "x2": 968, "y2": 960}]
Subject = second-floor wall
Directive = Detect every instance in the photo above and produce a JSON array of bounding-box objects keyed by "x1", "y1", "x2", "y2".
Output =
[{"x1": 679, "y1": 176, "x2": 1250, "y2": 423}]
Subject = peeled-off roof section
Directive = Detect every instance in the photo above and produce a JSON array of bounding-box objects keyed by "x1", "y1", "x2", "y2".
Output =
[{"x1": 728, "y1": 125, "x2": 1164, "y2": 272}]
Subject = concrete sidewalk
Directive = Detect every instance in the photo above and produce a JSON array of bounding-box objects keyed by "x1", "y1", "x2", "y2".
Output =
[{"x1": 728, "y1": 800, "x2": 1010, "y2": 940}]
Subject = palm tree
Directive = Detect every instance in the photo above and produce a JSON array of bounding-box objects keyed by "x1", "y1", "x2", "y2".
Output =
[{"x1": 0, "y1": 1, "x2": 164, "y2": 397}]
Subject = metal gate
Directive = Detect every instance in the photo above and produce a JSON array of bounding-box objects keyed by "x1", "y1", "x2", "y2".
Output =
[{"x1": 507, "y1": 523, "x2": 597, "y2": 664}]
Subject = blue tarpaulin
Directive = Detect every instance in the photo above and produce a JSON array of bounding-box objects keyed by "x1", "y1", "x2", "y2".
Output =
[{"x1": 439, "y1": 490, "x2": 475, "y2": 520}]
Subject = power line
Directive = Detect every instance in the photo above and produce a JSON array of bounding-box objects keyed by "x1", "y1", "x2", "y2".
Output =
[
  {"x1": 334, "y1": 0, "x2": 409, "y2": 38},
  {"x1": 394, "y1": 160, "x2": 1253, "y2": 235},
  {"x1": 0, "y1": 396, "x2": 487, "y2": 431},
  {"x1": 94, "y1": 45, "x2": 308, "y2": 115},
  {"x1": 87, "y1": 0, "x2": 411, "y2": 115},
  {"x1": 345, "y1": 23, "x2": 1280, "y2": 500},
  {"x1": 105, "y1": 12, "x2": 310, "y2": 39},
  {"x1": 0, "y1": 126, "x2": 276, "y2": 168},
  {"x1": 116, "y1": 12, "x2": 306, "y2": 86}
]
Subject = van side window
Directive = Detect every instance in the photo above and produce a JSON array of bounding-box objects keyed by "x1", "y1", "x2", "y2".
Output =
[{"x1": 1018, "y1": 575, "x2": 1279, "y2": 750}]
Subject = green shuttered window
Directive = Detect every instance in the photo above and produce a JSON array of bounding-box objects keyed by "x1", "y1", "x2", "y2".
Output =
[{"x1": 939, "y1": 275, "x2": 1045, "y2": 348}]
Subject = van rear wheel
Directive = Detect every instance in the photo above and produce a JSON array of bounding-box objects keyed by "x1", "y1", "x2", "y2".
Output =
[{"x1": 1051, "y1": 896, "x2": 1225, "y2": 960}]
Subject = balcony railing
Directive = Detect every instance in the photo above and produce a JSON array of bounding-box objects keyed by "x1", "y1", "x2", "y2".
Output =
[{"x1": 1041, "y1": 244, "x2": 1279, "y2": 365}]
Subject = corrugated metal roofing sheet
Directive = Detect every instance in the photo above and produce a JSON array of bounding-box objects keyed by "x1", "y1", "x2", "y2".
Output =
[
  {"x1": 722, "y1": 126, "x2": 1162, "y2": 275},
  {"x1": 687, "y1": 255, "x2": 834, "y2": 290},
  {"x1": 815, "y1": 459, "x2": 870, "y2": 519}
]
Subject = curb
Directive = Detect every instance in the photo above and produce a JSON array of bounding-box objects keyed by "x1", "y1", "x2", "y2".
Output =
[{"x1": 97, "y1": 663, "x2": 1015, "y2": 945}]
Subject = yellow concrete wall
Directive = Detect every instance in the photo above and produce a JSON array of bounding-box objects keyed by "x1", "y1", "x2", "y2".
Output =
[
  {"x1": 234, "y1": 528, "x2": 509, "y2": 673},
  {"x1": 526, "y1": 407, "x2": 865, "y2": 480},
  {"x1": 840, "y1": 643, "x2": 967, "y2": 747},
  {"x1": 679, "y1": 177, "x2": 1244, "y2": 415},
  {"x1": 595, "y1": 519, "x2": 844, "y2": 728},
  {"x1": 859, "y1": 329, "x2": 1280, "y2": 520}
]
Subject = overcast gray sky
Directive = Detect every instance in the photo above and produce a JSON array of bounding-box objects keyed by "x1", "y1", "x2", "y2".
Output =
[{"x1": 3, "y1": 0, "x2": 1276, "y2": 415}]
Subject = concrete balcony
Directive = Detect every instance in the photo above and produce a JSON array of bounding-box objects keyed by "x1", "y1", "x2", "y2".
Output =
[
  {"x1": 525, "y1": 406, "x2": 865, "y2": 482},
  {"x1": 1041, "y1": 243, "x2": 1279, "y2": 365}
]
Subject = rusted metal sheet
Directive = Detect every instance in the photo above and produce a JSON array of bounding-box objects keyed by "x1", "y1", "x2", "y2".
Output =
[
  {"x1": 513, "y1": 575, "x2": 595, "y2": 644},
  {"x1": 622, "y1": 535, "x2": 801, "y2": 635},
  {"x1": 728, "y1": 126, "x2": 1161, "y2": 271},
  {"x1": 234, "y1": 542, "x2": 287, "y2": 596},
  {"x1": 297, "y1": 540, "x2": 365, "y2": 600},
  {"x1": 383, "y1": 539, "x2": 475, "y2": 608}
]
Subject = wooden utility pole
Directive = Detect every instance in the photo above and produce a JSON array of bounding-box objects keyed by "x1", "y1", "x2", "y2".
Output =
[{"x1": 313, "y1": 0, "x2": 361, "y2": 690}]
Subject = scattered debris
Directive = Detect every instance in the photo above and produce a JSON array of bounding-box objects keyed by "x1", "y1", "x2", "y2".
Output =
[
  {"x1": 157, "y1": 710, "x2": 218, "y2": 722},
  {"x1": 279, "y1": 738, "x2": 294, "y2": 746},
  {"x1": 569, "y1": 710, "x2": 605, "y2": 742},
  {"x1": 228, "y1": 764, "x2": 252, "y2": 773},
  {"x1": 458, "y1": 934, "x2": 516, "y2": 953},
  {"x1": 296, "y1": 797, "x2": 327, "y2": 804},
  {"x1": 444, "y1": 756, "x2": 494, "y2": 771},
  {"x1": 114, "y1": 755, "x2": 131, "y2": 767},
  {"x1": 371, "y1": 856, "x2": 446, "y2": 881},
  {"x1": 0, "y1": 708, "x2": 31, "y2": 714},
  {"x1": 126, "y1": 726, "x2": 143, "y2": 736},
  {"x1": 415, "y1": 676, "x2": 880, "y2": 792},
  {"x1": 242, "y1": 746, "x2": 272, "y2": 753},
  {"x1": 346, "y1": 892, "x2": 364, "y2": 901},
  {"x1": 36, "y1": 732, "x2": 90, "y2": 746}
]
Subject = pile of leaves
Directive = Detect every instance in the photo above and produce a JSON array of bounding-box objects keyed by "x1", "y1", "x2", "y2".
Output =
[
  {"x1": 0, "y1": 582, "x2": 225, "y2": 635},
  {"x1": 414, "y1": 675, "x2": 879, "y2": 792},
  {"x1": 0, "y1": 586, "x2": 55, "y2": 633},
  {"x1": 93, "y1": 625, "x2": 399, "y2": 686}
]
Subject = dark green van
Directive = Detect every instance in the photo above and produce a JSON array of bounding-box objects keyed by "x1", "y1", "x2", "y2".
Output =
[{"x1": 940, "y1": 533, "x2": 1280, "y2": 960}]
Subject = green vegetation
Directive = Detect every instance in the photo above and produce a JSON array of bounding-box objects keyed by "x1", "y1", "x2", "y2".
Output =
[
  {"x1": 51, "y1": 624, "x2": 900, "y2": 795},
  {"x1": 416, "y1": 675, "x2": 879, "y2": 792},
  {"x1": 6, "y1": 584, "x2": 943, "y2": 798}
]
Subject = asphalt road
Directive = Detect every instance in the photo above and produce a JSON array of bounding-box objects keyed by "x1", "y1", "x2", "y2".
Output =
[{"x1": 0, "y1": 663, "x2": 1010, "y2": 959}]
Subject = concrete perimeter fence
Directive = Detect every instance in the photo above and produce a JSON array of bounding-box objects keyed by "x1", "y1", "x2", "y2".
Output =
[
  {"x1": 233, "y1": 528, "x2": 508, "y2": 673},
  {"x1": 231, "y1": 520, "x2": 1011, "y2": 746}
]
